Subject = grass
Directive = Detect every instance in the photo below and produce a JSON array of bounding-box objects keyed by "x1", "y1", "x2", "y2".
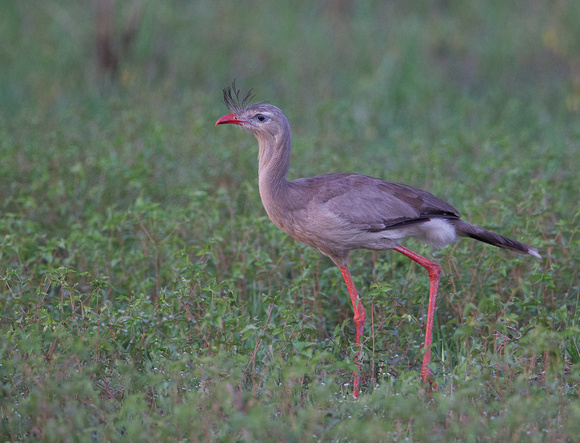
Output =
[{"x1": 1, "y1": 0, "x2": 580, "y2": 441}]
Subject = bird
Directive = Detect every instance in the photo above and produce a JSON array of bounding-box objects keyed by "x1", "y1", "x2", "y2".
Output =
[{"x1": 215, "y1": 83, "x2": 540, "y2": 399}]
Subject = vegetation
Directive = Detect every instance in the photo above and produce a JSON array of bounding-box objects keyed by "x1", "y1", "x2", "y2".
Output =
[{"x1": 1, "y1": 1, "x2": 579, "y2": 441}]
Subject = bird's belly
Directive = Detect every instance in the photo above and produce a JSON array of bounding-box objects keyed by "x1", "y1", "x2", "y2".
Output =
[
  {"x1": 267, "y1": 207, "x2": 458, "y2": 256},
  {"x1": 269, "y1": 212, "x2": 398, "y2": 256}
]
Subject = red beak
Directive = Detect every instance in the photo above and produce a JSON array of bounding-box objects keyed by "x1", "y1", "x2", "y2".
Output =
[{"x1": 215, "y1": 114, "x2": 247, "y2": 126}]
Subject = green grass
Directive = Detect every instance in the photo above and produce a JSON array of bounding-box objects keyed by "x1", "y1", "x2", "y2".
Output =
[{"x1": 1, "y1": 1, "x2": 580, "y2": 441}]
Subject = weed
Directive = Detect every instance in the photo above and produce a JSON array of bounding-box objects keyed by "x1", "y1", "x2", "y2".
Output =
[{"x1": 1, "y1": 1, "x2": 579, "y2": 441}]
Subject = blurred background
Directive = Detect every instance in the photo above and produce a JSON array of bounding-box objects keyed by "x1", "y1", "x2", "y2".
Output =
[
  {"x1": 1, "y1": 2, "x2": 580, "y2": 439},
  {"x1": 2, "y1": 0, "x2": 579, "y2": 218},
  {"x1": 3, "y1": 0, "x2": 579, "y2": 126}
]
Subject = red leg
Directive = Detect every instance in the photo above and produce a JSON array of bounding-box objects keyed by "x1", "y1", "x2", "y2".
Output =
[
  {"x1": 340, "y1": 265, "x2": 366, "y2": 399},
  {"x1": 394, "y1": 245, "x2": 440, "y2": 387}
]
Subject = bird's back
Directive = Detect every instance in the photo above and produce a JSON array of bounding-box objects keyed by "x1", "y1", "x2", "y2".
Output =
[{"x1": 261, "y1": 173, "x2": 461, "y2": 262}]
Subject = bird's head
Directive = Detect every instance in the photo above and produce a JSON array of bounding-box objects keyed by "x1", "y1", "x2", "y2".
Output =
[{"x1": 215, "y1": 82, "x2": 289, "y2": 141}]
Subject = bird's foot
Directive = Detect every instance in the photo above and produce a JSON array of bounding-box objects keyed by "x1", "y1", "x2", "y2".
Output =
[
  {"x1": 352, "y1": 372, "x2": 360, "y2": 400},
  {"x1": 421, "y1": 366, "x2": 438, "y2": 392}
]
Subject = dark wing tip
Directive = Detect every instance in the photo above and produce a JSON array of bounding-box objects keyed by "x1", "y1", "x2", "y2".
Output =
[{"x1": 222, "y1": 80, "x2": 255, "y2": 114}]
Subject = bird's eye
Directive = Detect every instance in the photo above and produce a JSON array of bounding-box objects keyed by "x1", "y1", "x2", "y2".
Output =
[{"x1": 256, "y1": 114, "x2": 268, "y2": 123}]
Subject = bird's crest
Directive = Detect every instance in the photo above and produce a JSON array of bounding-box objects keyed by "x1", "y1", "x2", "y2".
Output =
[{"x1": 223, "y1": 81, "x2": 255, "y2": 115}]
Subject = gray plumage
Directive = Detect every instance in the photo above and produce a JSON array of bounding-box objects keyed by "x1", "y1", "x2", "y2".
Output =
[
  {"x1": 216, "y1": 83, "x2": 540, "y2": 398},
  {"x1": 217, "y1": 85, "x2": 540, "y2": 267}
]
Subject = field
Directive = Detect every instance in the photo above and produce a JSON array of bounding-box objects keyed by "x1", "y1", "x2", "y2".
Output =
[{"x1": 1, "y1": 1, "x2": 579, "y2": 441}]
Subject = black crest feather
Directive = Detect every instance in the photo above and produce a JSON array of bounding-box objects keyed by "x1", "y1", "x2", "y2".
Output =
[{"x1": 222, "y1": 80, "x2": 255, "y2": 114}]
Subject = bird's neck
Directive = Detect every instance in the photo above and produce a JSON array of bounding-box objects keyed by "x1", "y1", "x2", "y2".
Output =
[{"x1": 257, "y1": 130, "x2": 291, "y2": 202}]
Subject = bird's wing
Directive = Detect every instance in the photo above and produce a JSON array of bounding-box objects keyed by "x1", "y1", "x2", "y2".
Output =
[{"x1": 291, "y1": 173, "x2": 460, "y2": 232}]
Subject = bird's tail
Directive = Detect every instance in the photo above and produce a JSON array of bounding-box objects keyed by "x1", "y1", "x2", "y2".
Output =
[{"x1": 451, "y1": 220, "x2": 541, "y2": 258}]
